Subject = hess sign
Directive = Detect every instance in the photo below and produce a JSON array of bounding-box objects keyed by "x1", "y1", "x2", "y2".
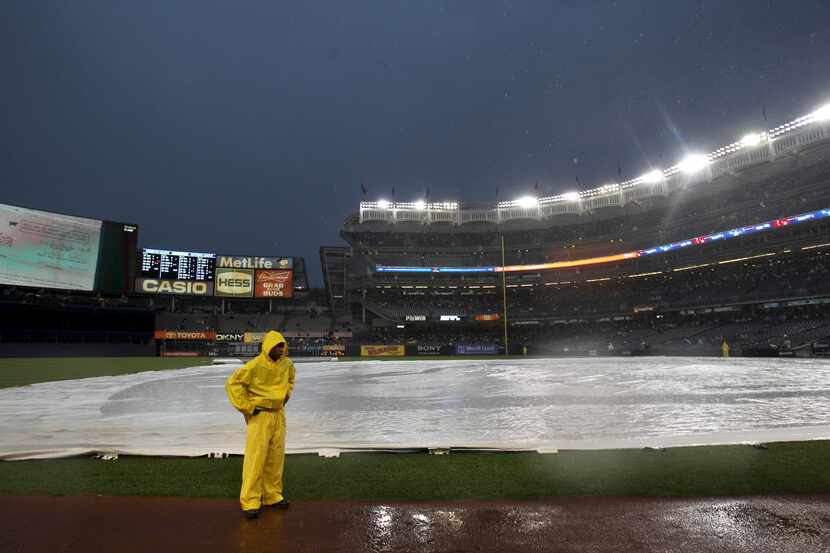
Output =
[{"x1": 215, "y1": 268, "x2": 254, "y2": 297}]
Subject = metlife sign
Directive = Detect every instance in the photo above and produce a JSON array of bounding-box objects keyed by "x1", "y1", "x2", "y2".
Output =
[
  {"x1": 217, "y1": 256, "x2": 292, "y2": 270},
  {"x1": 214, "y1": 268, "x2": 254, "y2": 297}
]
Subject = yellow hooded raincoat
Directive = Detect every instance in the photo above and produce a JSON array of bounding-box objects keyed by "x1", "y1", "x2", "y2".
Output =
[{"x1": 225, "y1": 330, "x2": 295, "y2": 510}]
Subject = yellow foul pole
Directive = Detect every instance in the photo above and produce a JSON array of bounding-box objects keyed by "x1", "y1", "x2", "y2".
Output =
[{"x1": 501, "y1": 235, "x2": 509, "y2": 356}]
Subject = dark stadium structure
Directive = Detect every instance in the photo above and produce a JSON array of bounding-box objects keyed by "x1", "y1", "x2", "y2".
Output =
[
  {"x1": 325, "y1": 105, "x2": 830, "y2": 358},
  {"x1": 3, "y1": 103, "x2": 830, "y2": 358}
]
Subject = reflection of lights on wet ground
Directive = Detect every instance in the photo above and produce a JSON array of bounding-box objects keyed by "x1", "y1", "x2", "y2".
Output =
[
  {"x1": 368, "y1": 505, "x2": 394, "y2": 541},
  {"x1": 660, "y1": 501, "x2": 754, "y2": 545},
  {"x1": 411, "y1": 512, "x2": 434, "y2": 546},
  {"x1": 506, "y1": 507, "x2": 559, "y2": 532},
  {"x1": 434, "y1": 510, "x2": 464, "y2": 531}
]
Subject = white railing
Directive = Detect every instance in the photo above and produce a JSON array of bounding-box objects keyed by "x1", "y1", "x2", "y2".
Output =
[{"x1": 357, "y1": 106, "x2": 830, "y2": 226}]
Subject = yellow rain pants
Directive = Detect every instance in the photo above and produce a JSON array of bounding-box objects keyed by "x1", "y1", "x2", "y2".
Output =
[{"x1": 240, "y1": 408, "x2": 286, "y2": 510}]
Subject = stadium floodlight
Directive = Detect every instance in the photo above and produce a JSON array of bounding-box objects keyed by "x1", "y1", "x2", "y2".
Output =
[
  {"x1": 414, "y1": 200, "x2": 426, "y2": 210},
  {"x1": 562, "y1": 192, "x2": 580, "y2": 201},
  {"x1": 377, "y1": 199, "x2": 390, "y2": 209},
  {"x1": 812, "y1": 103, "x2": 830, "y2": 122},
  {"x1": 740, "y1": 133, "x2": 762, "y2": 147},
  {"x1": 516, "y1": 196, "x2": 539, "y2": 208},
  {"x1": 641, "y1": 170, "x2": 663, "y2": 183},
  {"x1": 678, "y1": 154, "x2": 709, "y2": 174}
]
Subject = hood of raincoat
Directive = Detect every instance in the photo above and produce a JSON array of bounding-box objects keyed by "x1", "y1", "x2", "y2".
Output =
[{"x1": 261, "y1": 330, "x2": 288, "y2": 360}]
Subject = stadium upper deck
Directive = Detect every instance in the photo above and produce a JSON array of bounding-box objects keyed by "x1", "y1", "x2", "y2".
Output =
[
  {"x1": 337, "y1": 101, "x2": 830, "y2": 279},
  {"x1": 324, "y1": 100, "x2": 830, "y2": 324},
  {"x1": 345, "y1": 102, "x2": 830, "y2": 233}
]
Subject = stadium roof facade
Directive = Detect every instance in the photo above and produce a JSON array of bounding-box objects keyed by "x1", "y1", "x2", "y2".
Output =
[{"x1": 348, "y1": 102, "x2": 830, "y2": 229}]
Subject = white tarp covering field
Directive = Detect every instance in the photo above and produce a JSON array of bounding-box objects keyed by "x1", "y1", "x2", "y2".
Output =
[{"x1": 2, "y1": 357, "x2": 830, "y2": 459}]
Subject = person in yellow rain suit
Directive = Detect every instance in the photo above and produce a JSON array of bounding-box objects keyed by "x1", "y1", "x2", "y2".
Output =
[
  {"x1": 722, "y1": 338, "x2": 731, "y2": 358},
  {"x1": 225, "y1": 330, "x2": 295, "y2": 519}
]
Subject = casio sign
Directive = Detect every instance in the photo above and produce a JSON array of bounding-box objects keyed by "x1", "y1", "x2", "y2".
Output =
[{"x1": 138, "y1": 279, "x2": 211, "y2": 295}]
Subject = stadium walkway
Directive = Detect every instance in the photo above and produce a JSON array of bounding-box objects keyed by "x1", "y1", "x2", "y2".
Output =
[{"x1": 2, "y1": 494, "x2": 829, "y2": 552}]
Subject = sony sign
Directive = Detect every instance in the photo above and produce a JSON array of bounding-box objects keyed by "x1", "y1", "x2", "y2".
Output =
[
  {"x1": 405, "y1": 314, "x2": 427, "y2": 321},
  {"x1": 136, "y1": 278, "x2": 213, "y2": 296},
  {"x1": 215, "y1": 333, "x2": 245, "y2": 342},
  {"x1": 217, "y1": 256, "x2": 293, "y2": 270},
  {"x1": 417, "y1": 344, "x2": 442, "y2": 354}
]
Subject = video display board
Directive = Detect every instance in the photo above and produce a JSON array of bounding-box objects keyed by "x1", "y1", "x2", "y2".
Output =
[
  {"x1": 95, "y1": 221, "x2": 139, "y2": 296},
  {"x1": 139, "y1": 248, "x2": 216, "y2": 281},
  {"x1": 0, "y1": 203, "x2": 103, "y2": 291}
]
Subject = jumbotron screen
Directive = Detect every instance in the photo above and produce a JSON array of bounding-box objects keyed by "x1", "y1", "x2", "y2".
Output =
[
  {"x1": 139, "y1": 248, "x2": 216, "y2": 281},
  {"x1": 0, "y1": 203, "x2": 103, "y2": 291}
]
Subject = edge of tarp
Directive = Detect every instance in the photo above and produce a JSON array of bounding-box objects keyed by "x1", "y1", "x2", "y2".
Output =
[{"x1": 5, "y1": 435, "x2": 830, "y2": 461}]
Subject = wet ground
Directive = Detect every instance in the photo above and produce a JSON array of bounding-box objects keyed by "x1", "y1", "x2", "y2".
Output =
[{"x1": 2, "y1": 494, "x2": 829, "y2": 552}]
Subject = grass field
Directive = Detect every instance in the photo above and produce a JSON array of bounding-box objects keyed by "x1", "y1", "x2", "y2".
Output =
[
  {"x1": 1, "y1": 442, "x2": 829, "y2": 499},
  {"x1": 0, "y1": 357, "x2": 209, "y2": 389},
  {"x1": 2, "y1": 356, "x2": 829, "y2": 500}
]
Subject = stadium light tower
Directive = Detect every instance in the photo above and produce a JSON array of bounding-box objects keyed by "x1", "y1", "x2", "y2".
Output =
[
  {"x1": 516, "y1": 196, "x2": 538, "y2": 208},
  {"x1": 641, "y1": 170, "x2": 663, "y2": 183},
  {"x1": 377, "y1": 199, "x2": 390, "y2": 209},
  {"x1": 678, "y1": 154, "x2": 709, "y2": 174}
]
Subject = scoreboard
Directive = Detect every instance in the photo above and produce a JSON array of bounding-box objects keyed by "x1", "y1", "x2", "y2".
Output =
[{"x1": 139, "y1": 249, "x2": 216, "y2": 281}]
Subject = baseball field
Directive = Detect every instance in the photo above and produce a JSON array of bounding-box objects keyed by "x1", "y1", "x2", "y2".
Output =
[{"x1": 1, "y1": 356, "x2": 830, "y2": 500}]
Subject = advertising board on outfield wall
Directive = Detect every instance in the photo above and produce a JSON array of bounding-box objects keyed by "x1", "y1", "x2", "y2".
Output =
[
  {"x1": 322, "y1": 345, "x2": 346, "y2": 357},
  {"x1": 361, "y1": 345, "x2": 405, "y2": 357},
  {"x1": 455, "y1": 343, "x2": 499, "y2": 355},
  {"x1": 214, "y1": 268, "x2": 254, "y2": 297},
  {"x1": 255, "y1": 270, "x2": 293, "y2": 298},
  {"x1": 244, "y1": 332, "x2": 266, "y2": 344},
  {"x1": 154, "y1": 330, "x2": 217, "y2": 340},
  {"x1": 244, "y1": 331, "x2": 352, "y2": 342},
  {"x1": 137, "y1": 279, "x2": 214, "y2": 296},
  {"x1": 416, "y1": 344, "x2": 443, "y2": 355},
  {"x1": 474, "y1": 314, "x2": 500, "y2": 321},
  {"x1": 215, "y1": 333, "x2": 245, "y2": 342},
  {"x1": 217, "y1": 256, "x2": 292, "y2": 270}
]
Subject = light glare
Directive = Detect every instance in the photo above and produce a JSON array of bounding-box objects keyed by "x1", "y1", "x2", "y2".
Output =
[
  {"x1": 679, "y1": 154, "x2": 709, "y2": 174},
  {"x1": 516, "y1": 196, "x2": 539, "y2": 208},
  {"x1": 641, "y1": 170, "x2": 663, "y2": 183},
  {"x1": 562, "y1": 192, "x2": 580, "y2": 201},
  {"x1": 377, "y1": 199, "x2": 390, "y2": 209},
  {"x1": 415, "y1": 200, "x2": 426, "y2": 210},
  {"x1": 740, "y1": 133, "x2": 762, "y2": 147},
  {"x1": 812, "y1": 103, "x2": 830, "y2": 122}
]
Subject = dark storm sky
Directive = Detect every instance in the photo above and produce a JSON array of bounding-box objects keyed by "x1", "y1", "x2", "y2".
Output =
[{"x1": 3, "y1": 1, "x2": 830, "y2": 286}]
